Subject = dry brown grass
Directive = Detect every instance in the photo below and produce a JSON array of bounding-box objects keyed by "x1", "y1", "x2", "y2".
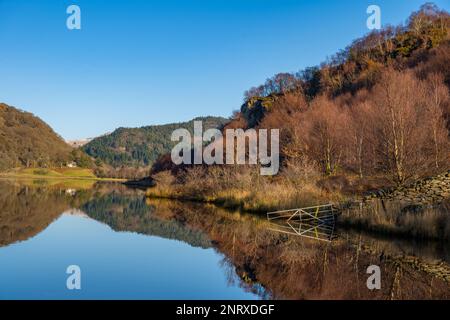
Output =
[
  {"x1": 340, "y1": 199, "x2": 450, "y2": 240},
  {"x1": 146, "y1": 165, "x2": 340, "y2": 213}
]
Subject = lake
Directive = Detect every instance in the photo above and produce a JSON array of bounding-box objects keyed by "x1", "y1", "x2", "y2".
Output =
[{"x1": 0, "y1": 179, "x2": 449, "y2": 299}]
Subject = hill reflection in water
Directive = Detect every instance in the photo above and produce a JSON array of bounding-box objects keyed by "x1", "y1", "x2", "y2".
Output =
[{"x1": 0, "y1": 180, "x2": 449, "y2": 299}]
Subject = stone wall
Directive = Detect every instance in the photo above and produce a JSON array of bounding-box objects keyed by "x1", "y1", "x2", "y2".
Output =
[{"x1": 364, "y1": 170, "x2": 450, "y2": 205}]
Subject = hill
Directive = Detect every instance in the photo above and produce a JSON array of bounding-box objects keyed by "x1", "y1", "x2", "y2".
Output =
[
  {"x1": 147, "y1": 4, "x2": 450, "y2": 216},
  {"x1": 0, "y1": 103, "x2": 75, "y2": 170},
  {"x1": 82, "y1": 116, "x2": 229, "y2": 168}
]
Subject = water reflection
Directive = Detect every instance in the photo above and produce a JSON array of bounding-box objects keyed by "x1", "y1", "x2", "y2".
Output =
[
  {"x1": 267, "y1": 205, "x2": 338, "y2": 242},
  {"x1": 81, "y1": 189, "x2": 212, "y2": 249},
  {"x1": 0, "y1": 179, "x2": 449, "y2": 299},
  {"x1": 0, "y1": 180, "x2": 259, "y2": 300},
  {"x1": 0, "y1": 180, "x2": 87, "y2": 247},
  {"x1": 148, "y1": 200, "x2": 450, "y2": 299}
]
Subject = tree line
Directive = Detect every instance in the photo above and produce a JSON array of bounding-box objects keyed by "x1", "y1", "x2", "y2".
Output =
[
  {"x1": 238, "y1": 3, "x2": 450, "y2": 186},
  {"x1": 151, "y1": 3, "x2": 450, "y2": 189}
]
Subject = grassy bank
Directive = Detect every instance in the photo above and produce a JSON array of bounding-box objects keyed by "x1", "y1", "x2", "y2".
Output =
[
  {"x1": 146, "y1": 187, "x2": 334, "y2": 213},
  {"x1": 340, "y1": 199, "x2": 450, "y2": 241},
  {"x1": 146, "y1": 168, "x2": 450, "y2": 241},
  {"x1": 148, "y1": 184, "x2": 450, "y2": 241},
  {"x1": 0, "y1": 167, "x2": 125, "y2": 182},
  {"x1": 146, "y1": 167, "x2": 344, "y2": 213}
]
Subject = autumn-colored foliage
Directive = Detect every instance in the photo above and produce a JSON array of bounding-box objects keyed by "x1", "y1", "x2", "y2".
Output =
[
  {"x1": 239, "y1": 4, "x2": 450, "y2": 186},
  {"x1": 0, "y1": 103, "x2": 73, "y2": 170},
  {"x1": 151, "y1": 4, "x2": 450, "y2": 200}
]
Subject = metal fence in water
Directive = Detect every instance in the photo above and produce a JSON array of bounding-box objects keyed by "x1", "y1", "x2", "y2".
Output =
[{"x1": 267, "y1": 204, "x2": 339, "y2": 242}]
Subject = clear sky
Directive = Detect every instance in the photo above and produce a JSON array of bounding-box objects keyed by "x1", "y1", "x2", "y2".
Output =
[{"x1": 0, "y1": 0, "x2": 449, "y2": 140}]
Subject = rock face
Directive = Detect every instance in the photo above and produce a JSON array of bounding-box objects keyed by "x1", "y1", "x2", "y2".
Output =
[
  {"x1": 240, "y1": 95, "x2": 277, "y2": 127},
  {"x1": 365, "y1": 170, "x2": 450, "y2": 205},
  {"x1": 123, "y1": 176, "x2": 155, "y2": 188}
]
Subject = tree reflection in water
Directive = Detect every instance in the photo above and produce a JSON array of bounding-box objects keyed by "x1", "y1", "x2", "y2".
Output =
[
  {"x1": 267, "y1": 205, "x2": 338, "y2": 243},
  {"x1": 0, "y1": 180, "x2": 449, "y2": 299}
]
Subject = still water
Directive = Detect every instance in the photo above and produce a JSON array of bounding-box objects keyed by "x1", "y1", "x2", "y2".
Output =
[
  {"x1": 0, "y1": 180, "x2": 449, "y2": 299},
  {"x1": 0, "y1": 181, "x2": 260, "y2": 299}
]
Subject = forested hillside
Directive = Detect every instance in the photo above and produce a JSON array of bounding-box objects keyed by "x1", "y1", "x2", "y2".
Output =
[
  {"x1": 83, "y1": 116, "x2": 228, "y2": 168},
  {"x1": 148, "y1": 4, "x2": 450, "y2": 211},
  {"x1": 238, "y1": 3, "x2": 450, "y2": 185},
  {"x1": 0, "y1": 103, "x2": 75, "y2": 170}
]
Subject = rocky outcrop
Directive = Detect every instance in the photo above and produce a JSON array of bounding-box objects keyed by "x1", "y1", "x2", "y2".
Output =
[
  {"x1": 123, "y1": 176, "x2": 156, "y2": 189},
  {"x1": 365, "y1": 170, "x2": 450, "y2": 205},
  {"x1": 240, "y1": 95, "x2": 278, "y2": 127}
]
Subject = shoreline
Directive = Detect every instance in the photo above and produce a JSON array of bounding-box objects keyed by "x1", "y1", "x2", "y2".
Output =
[
  {"x1": 0, "y1": 174, "x2": 126, "y2": 183},
  {"x1": 146, "y1": 191, "x2": 450, "y2": 243},
  {"x1": 145, "y1": 190, "x2": 287, "y2": 214}
]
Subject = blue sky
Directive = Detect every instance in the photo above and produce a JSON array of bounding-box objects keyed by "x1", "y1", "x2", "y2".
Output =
[{"x1": 0, "y1": 0, "x2": 449, "y2": 140}]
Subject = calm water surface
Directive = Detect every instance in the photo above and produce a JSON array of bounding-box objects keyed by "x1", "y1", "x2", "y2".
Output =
[{"x1": 0, "y1": 180, "x2": 449, "y2": 299}]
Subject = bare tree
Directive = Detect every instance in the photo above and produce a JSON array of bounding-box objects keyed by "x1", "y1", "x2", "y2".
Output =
[
  {"x1": 368, "y1": 69, "x2": 449, "y2": 184},
  {"x1": 424, "y1": 73, "x2": 450, "y2": 170},
  {"x1": 301, "y1": 96, "x2": 346, "y2": 175}
]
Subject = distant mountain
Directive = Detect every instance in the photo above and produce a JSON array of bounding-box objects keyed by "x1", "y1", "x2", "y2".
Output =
[
  {"x1": 0, "y1": 103, "x2": 75, "y2": 170},
  {"x1": 82, "y1": 116, "x2": 229, "y2": 168},
  {"x1": 66, "y1": 138, "x2": 93, "y2": 148}
]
